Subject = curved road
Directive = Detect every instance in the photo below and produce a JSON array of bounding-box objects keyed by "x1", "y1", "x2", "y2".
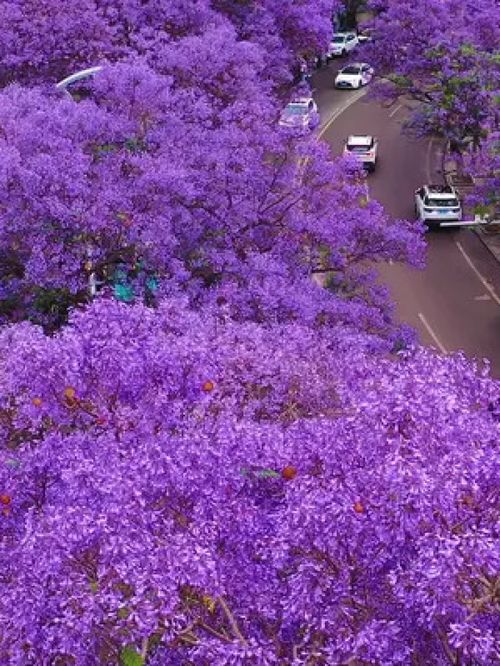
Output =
[{"x1": 311, "y1": 61, "x2": 500, "y2": 377}]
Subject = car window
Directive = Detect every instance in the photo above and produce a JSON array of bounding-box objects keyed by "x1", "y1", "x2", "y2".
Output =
[
  {"x1": 427, "y1": 198, "x2": 460, "y2": 207},
  {"x1": 285, "y1": 104, "x2": 306, "y2": 115},
  {"x1": 347, "y1": 145, "x2": 370, "y2": 153},
  {"x1": 347, "y1": 35, "x2": 355, "y2": 41},
  {"x1": 341, "y1": 66, "x2": 361, "y2": 74},
  {"x1": 332, "y1": 35, "x2": 345, "y2": 43},
  {"x1": 362, "y1": 65, "x2": 370, "y2": 72}
]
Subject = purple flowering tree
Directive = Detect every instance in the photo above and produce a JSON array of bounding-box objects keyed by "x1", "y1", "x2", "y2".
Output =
[
  {"x1": 0, "y1": 0, "x2": 338, "y2": 88},
  {"x1": 0, "y1": 298, "x2": 498, "y2": 664},
  {"x1": 0, "y1": 62, "x2": 423, "y2": 336},
  {"x1": 366, "y1": 0, "x2": 499, "y2": 155},
  {"x1": 461, "y1": 131, "x2": 500, "y2": 219},
  {"x1": 1, "y1": 2, "x2": 498, "y2": 664}
]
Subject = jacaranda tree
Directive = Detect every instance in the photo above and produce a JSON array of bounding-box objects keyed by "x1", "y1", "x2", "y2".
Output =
[
  {"x1": 0, "y1": 299, "x2": 498, "y2": 664},
  {"x1": 0, "y1": 0, "x2": 339, "y2": 87},
  {"x1": 366, "y1": 0, "x2": 499, "y2": 153},
  {"x1": 1, "y1": 2, "x2": 499, "y2": 665},
  {"x1": 0, "y1": 61, "x2": 423, "y2": 336}
]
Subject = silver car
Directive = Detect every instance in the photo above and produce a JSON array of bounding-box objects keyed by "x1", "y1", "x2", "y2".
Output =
[{"x1": 279, "y1": 97, "x2": 319, "y2": 129}]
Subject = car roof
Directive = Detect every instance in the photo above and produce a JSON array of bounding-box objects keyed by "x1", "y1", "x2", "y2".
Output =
[
  {"x1": 340, "y1": 65, "x2": 361, "y2": 73},
  {"x1": 426, "y1": 184, "x2": 455, "y2": 193},
  {"x1": 333, "y1": 32, "x2": 356, "y2": 37},
  {"x1": 292, "y1": 97, "x2": 313, "y2": 105},
  {"x1": 347, "y1": 135, "x2": 373, "y2": 145}
]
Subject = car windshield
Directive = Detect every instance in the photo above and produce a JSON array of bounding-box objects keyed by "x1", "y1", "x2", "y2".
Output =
[
  {"x1": 347, "y1": 144, "x2": 371, "y2": 152},
  {"x1": 284, "y1": 104, "x2": 307, "y2": 116},
  {"x1": 425, "y1": 197, "x2": 459, "y2": 207},
  {"x1": 332, "y1": 35, "x2": 345, "y2": 43},
  {"x1": 341, "y1": 66, "x2": 360, "y2": 74}
]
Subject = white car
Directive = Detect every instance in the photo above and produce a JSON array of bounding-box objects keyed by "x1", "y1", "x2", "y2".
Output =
[
  {"x1": 343, "y1": 135, "x2": 378, "y2": 171},
  {"x1": 279, "y1": 97, "x2": 319, "y2": 129},
  {"x1": 335, "y1": 63, "x2": 374, "y2": 89},
  {"x1": 327, "y1": 32, "x2": 358, "y2": 58},
  {"x1": 414, "y1": 185, "x2": 462, "y2": 228}
]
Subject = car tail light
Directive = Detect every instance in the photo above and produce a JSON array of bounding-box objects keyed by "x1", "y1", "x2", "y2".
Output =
[{"x1": 423, "y1": 206, "x2": 433, "y2": 213}]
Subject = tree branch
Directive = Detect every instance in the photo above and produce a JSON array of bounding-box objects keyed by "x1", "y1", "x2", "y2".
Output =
[{"x1": 218, "y1": 596, "x2": 248, "y2": 645}]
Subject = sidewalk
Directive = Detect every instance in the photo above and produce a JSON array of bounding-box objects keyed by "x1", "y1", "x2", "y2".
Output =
[
  {"x1": 475, "y1": 225, "x2": 500, "y2": 263},
  {"x1": 443, "y1": 154, "x2": 500, "y2": 264}
]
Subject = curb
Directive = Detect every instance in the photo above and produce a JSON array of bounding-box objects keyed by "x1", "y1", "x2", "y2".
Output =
[
  {"x1": 473, "y1": 226, "x2": 500, "y2": 264},
  {"x1": 441, "y1": 146, "x2": 500, "y2": 265}
]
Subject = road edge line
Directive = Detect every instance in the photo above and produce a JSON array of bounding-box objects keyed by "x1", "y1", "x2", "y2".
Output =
[
  {"x1": 417, "y1": 312, "x2": 448, "y2": 353},
  {"x1": 455, "y1": 241, "x2": 500, "y2": 307}
]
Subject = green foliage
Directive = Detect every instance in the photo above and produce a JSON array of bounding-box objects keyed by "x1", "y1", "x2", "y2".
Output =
[
  {"x1": 459, "y1": 43, "x2": 477, "y2": 57},
  {"x1": 120, "y1": 645, "x2": 144, "y2": 666}
]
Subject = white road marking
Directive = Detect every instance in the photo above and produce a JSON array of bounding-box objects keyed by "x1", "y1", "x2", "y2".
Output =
[
  {"x1": 474, "y1": 294, "x2": 492, "y2": 301},
  {"x1": 455, "y1": 241, "x2": 500, "y2": 306},
  {"x1": 418, "y1": 312, "x2": 448, "y2": 353},
  {"x1": 389, "y1": 103, "x2": 402, "y2": 118},
  {"x1": 318, "y1": 88, "x2": 367, "y2": 139}
]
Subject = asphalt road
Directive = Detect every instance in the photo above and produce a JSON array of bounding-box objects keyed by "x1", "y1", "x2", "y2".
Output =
[{"x1": 310, "y1": 60, "x2": 500, "y2": 377}]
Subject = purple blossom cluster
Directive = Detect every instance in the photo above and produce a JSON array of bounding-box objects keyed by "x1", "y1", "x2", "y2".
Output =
[
  {"x1": 0, "y1": 60, "x2": 423, "y2": 332},
  {"x1": 365, "y1": 0, "x2": 499, "y2": 197},
  {"x1": 0, "y1": 1, "x2": 499, "y2": 664},
  {"x1": 0, "y1": 299, "x2": 499, "y2": 663}
]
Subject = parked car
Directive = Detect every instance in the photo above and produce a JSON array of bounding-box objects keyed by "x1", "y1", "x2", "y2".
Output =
[
  {"x1": 335, "y1": 63, "x2": 374, "y2": 89},
  {"x1": 343, "y1": 135, "x2": 378, "y2": 171},
  {"x1": 414, "y1": 185, "x2": 462, "y2": 228},
  {"x1": 279, "y1": 97, "x2": 319, "y2": 129},
  {"x1": 327, "y1": 32, "x2": 358, "y2": 58}
]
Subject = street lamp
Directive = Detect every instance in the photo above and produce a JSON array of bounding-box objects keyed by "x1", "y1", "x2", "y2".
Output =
[
  {"x1": 56, "y1": 66, "x2": 104, "y2": 298},
  {"x1": 55, "y1": 66, "x2": 103, "y2": 93}
]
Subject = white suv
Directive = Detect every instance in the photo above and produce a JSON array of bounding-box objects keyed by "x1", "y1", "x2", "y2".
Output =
[
  {"x1": 343, "y1": 135, "x2": 378, "y2": 171},
  {"x1": 327, "y1": 32, "x2": 358, "y2": 59},
  {"x1": 414, "y1": 185, "x2": 462, "y2": 228}
]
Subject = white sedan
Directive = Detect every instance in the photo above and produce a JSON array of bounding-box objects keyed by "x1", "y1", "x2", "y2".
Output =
[
  {"x1": 335, "y1": 63, "x2": 374, "y2": 89},
  {"x1": 327, "y1": 32, "x2": 359, "y2": 59}
]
